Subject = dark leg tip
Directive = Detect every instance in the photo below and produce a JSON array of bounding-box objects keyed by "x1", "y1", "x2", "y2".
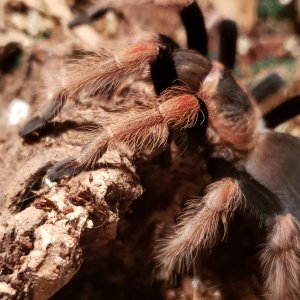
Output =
[
  {"x1": 68, "y1": 7, "x2": 110, "y2": 28},
  {"x1": 19, "y1": 116, "x2": 45, "y2": 137},
  {"x1": 180, "y1": 1, "x2": 208, "y2": 55},
  {"x1": 218, "y1": 19, "x2": 238, "y2": 70},
  {"x1": 47, "y1": 157, "x2": 80, "y2": 181},
  {"x1": 250, "y1": 73, "x2": 285, "y2": 103}
]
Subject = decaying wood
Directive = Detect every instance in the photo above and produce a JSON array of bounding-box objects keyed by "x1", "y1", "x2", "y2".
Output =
[{"x1": 0, "y1": 131, "x2": 143, "y2": 299}]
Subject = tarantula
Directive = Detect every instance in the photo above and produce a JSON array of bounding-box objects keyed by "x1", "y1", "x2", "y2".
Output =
[{"x1": 20, "y1": 1, "x2": 300, "y2": 299}]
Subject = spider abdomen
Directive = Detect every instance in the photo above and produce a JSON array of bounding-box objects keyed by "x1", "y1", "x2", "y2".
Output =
[{"x1": 245, "y1": 131, "x2": 300, "y2": 219}]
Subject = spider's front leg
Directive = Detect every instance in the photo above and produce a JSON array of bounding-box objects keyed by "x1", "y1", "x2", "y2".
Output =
[
  {"x1": 19, "y1": 34, "x2": 163, "y2": 137},
  {"x1": 47, "y1": 91, "x2": 203, "y2": 181}
]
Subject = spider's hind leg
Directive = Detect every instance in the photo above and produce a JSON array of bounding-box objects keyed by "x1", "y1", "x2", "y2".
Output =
[
  {"x1": 260, "y1": 214, "x2": 300, "y2": 300},
  {"x1": 156, "y1": 170, "x2": 243, "y2": 279},
  {"x1": 263, "y1": 94, "x2": 300, "y2": 128},
  {"x1": 248, "y1": 72, "x2": 300, "y2": 128},
  {"x1": 250, "y1": 73, "x2": 285, "y2": 104},
  {"x1": 156, "y1": 157, "x2": 300, "y2": 299},
  {"x1": 209, "y1": 158, "x2": 300, "y2": 300}
]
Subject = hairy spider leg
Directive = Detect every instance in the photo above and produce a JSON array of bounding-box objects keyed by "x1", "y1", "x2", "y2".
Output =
[
  {"x1": 263, "y1": 94, "x2": 300, "y2": 128},
  {"x1": 19, "y1": 36, "x2": 162, "y2": 138},
  {"x1": 181, "y1": 2, "x2": 238, "y2": 70},
  {"x1": 149, "y1": 36, "x2": 211, "y2": 149},
  {"x1": 157, "y1": 157, "x2": 300, "y2": 298},
  {"x1": 250, "y1": 73, "x2": 285, "y2": 103},
  {"x1": 19, "y1": 1, "x2": 239, "y2": 139},
  {"x1": 68, "y1": 6, "x2": 120, "y2": 28},
  {"x1": 151, "y1": 1, "x2": 210, "y2": 95},
  {"x1": 239, "y1": 73, "x2": 300, "y2": 128},
  {"x1": 156, "y1": 174, "x2": 243, "y2": 280},
  {"x1": 209, "y1": 158, "x2": 300, "y2": 300},
  {"x1": 247, "y1": 64, "x2": 300, "y2": 128},
  {"x1": 260, "y1": 214, "x2": 300, "y2": 300},
  {"x1": 218, "y1": 20, "x2": 238, "y2": 70},
  {"x1": 19, "y1": 89, "x2": 68, "y2": 137},
  {"x1": 150, "y1": 34, "x2": 179, "y2": 95},
  {"x1": 172, "y1": 50, "x2": 212, "y2": 147},
  {"x1": 180, "y1": 1, "x2": 208, "y2": 55},
  {"x1": 152, "y1": 45, "x2": 211, "y2": 149},
  {"x1": 46, "y1": 93, "x2": 202, "y2": 181}
]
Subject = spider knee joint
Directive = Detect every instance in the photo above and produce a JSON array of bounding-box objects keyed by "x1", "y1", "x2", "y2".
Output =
[
  {"x1": 268, "y1": 214, "x2": 300, "y2": 251},
  {"x1": 205, "y1": 178, "x2": 242, "y2": 213}
]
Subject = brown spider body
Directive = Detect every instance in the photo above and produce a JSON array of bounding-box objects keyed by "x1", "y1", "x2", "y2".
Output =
[{"x1": 19, "y1": 1, "x2": 300, "y2": 299}]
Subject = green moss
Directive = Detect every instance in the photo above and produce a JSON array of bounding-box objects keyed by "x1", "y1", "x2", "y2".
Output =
[
  {"x1": 250, "y1": 57, "x2": 294, "y2": 73},
  {"x1": 258, "y1": 0, "x2": 295, "y2": 19},
  {"x1": 258, "y1": 0, "x2": 283, "y2": 17}
]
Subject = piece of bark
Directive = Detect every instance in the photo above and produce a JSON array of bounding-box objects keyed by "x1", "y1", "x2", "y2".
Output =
[{"x1": 0, "y1": 130, "x2": 143, "y2": 299}]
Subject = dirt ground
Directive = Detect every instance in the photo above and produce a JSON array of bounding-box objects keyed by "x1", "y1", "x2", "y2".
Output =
[{"x1": 1, "y1": 0, "x2": 300, "y2": 299}]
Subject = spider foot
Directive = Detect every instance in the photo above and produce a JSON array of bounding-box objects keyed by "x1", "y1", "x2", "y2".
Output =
[
  {"x1": 47, "y1": 157, "x2": 81, "y2": 181},
  {"x1": 19, "y1": 116, "x2": 45, "y2": 137}
]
